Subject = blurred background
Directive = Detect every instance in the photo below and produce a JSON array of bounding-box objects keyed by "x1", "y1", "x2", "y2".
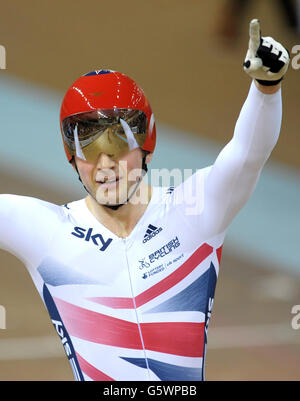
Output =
[{"x1": 0, "y1": 0, "x2": 299, "y2": 380}]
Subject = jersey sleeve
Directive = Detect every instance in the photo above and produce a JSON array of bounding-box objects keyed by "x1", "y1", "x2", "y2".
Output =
[
  {"x1": 172, "y1": 80, "x2": 282, "y2": 239},
  {"x1": 0, "y1": 194, "x2": 64, "y2": 269}
]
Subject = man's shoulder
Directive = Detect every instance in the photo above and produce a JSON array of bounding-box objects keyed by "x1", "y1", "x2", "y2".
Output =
[
  {"x1": 60, "y1": 198, "x2": 85, "y2": 210},
  {"x1": 172, "y1": 165, "x2": 212, "y2": 192}
]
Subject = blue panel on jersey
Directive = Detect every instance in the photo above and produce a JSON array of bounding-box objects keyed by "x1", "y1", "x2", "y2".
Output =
[
  {"x1": 43, "y1": 284, "x2": 84, "y2": 381},
  {"x1": 120, "y1": 357, "x2": 202, "y2": 381},
  {"x1": 83, "y1": 70, "x2": 112, "y2": 76},
  {"x1": 38, "y1": 257, "x2": 101, "y2": 286},
  {"x1": 146, "y1": 262, "x2": 217, "y2": 314}
]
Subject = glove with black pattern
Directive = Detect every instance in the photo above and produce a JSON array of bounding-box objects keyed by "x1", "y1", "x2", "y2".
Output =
[{"x1": 243, "y1": 19, "x2": 290, "y2": 86}]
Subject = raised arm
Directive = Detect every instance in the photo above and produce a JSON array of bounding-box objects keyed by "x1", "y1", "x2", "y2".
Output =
[
  {"x1": 201, "y1": 79, "x2": 282, "y2": 237},
  {"x1": 201, "y1": 19, "x2": 290, "y2": 238}
]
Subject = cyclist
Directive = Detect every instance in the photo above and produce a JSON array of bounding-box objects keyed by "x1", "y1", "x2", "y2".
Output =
[{"x1": 0, "y1": 20, "x2": 290, "y2": 380}]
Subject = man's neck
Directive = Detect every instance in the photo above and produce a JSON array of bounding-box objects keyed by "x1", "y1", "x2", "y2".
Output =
[{"x1": 85, "y1": 183, "x2": 153, "y2": 238}]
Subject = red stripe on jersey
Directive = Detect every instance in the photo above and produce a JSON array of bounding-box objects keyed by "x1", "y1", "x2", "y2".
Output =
[
  {"x1": 54, "y1": 297, "x2": 142, "y2": 349},
  {"x1": 76, "y1": 353, "x2": 115, "y2": 381},
  {"x1": 89, "y1": 242, "x2": 213, "y2": 309},
  {"x1": 54, "y1": 297, "x2": 205, "y2": 356},
  {"x1": 142, "y1": 321, "x2": 205, "y2": 357},
  {"x1": 88, "y1": 297, "x2": 135, "y2": 309},
  {"x1": 216, "y1": 245, "x2": 223, "y2": 265}
]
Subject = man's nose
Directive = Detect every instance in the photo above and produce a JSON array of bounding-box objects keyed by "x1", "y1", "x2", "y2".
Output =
[{"x1": 95, "y1": 152, "x2": 116, "y2": 169}]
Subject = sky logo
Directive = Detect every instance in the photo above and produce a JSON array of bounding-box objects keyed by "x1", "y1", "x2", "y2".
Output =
[{"x1": 71, "y1": 227, "x2": 113, "y2": 251}]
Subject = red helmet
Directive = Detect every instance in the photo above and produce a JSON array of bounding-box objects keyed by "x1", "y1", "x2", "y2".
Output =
[{"x1": 60, "y1": 69, "x2": 156, "y2": 163}]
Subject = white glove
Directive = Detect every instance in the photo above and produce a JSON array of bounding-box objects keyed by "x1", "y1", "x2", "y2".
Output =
[{"x1": 243, "y1": 19, "x2": 290, "y2": 86}]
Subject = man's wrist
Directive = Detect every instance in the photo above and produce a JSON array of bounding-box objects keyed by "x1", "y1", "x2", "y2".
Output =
[
  {"x1": 254, "y1": 79, "x2": 281, "y2": 94},
  {"x1": 256, "y1": 77, "x2": 283, "y2": 86}
]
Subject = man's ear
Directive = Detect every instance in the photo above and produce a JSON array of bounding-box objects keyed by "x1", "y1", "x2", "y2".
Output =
[{"x1": 145, "y1": 152, "x2": 153, "y2": 164}]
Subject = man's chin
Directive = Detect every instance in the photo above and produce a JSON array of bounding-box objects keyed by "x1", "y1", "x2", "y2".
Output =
[{"x1": 95, "y1": 189, "x2": 128, "y2": 207}]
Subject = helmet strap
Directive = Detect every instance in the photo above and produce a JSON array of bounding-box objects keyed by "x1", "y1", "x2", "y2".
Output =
[{"x1": 72, "y1": 158, "x2": 92, "y2": 197}]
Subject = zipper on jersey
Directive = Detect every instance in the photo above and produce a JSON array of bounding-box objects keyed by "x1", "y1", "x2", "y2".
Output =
[{"x1": 123, "y1": 238, "x2": 151, "y2": 380}]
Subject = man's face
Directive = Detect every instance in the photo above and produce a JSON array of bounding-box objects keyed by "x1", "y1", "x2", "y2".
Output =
[{"x1": 74, "y1": 149, "x2": 152, "y2": 206}]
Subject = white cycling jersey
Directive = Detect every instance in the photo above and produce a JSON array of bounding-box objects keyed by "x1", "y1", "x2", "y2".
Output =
[{"x1": 0, "y1": 82, "x2": 282, "y2": 381}]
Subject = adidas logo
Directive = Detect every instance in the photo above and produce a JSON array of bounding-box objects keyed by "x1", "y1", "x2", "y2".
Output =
[
  {"x1": 166, "y1": 186, "x2": 174, "y2": 195},
  {"x1": 143, "y1": 224, "x2": 163, "y2": 243}
]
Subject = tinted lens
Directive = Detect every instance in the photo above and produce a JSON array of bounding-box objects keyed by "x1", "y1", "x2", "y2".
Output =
[{"x1": 62, "y1": 109, "x2": 147, "y2": 162}]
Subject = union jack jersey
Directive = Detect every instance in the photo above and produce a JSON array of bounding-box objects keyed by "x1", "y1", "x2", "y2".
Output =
[{"x1": 0, "y1": 81, "x2": 282, "y2": 380}]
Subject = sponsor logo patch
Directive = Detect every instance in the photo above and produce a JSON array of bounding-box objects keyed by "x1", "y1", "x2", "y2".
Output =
[
  {"x1": 71, "y1": 227, "x2": 113, "y2": 251},
  {"x1": 143, "y1": 224, "x2": 163, "y2": 243}
]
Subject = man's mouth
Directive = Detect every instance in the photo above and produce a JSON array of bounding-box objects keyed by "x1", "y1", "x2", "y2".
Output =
[{"x1": 96, "y1": 177, "x2": 121, "y2": 188}]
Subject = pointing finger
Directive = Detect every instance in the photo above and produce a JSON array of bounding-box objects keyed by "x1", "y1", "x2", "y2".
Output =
[{"x1": 248, "y1": 19, "x2": 261, "y2": 58}]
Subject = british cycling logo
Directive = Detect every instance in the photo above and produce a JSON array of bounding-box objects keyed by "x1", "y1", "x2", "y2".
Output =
[
  {"x1": 143, "y1": 224, "x2": 163, "y2": 243},
  {"x1": 148, "y1": 236, "x2": 180, "y2": 263},
  {"x1": 141, "y1": 253, "x2": 184, "y2": 280},
  {"x1": 139, "y1": 236, "x2": 180, "y2": 269},
  {"x1": 139, "y1": 237, "x2": 183, "y2": 279},
  {"x1": 138, "y1": 258, "x2": 150, "y2": 270},
  {"x1": 71, "y1": 227, "x2": 113, "y2": 251}
]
